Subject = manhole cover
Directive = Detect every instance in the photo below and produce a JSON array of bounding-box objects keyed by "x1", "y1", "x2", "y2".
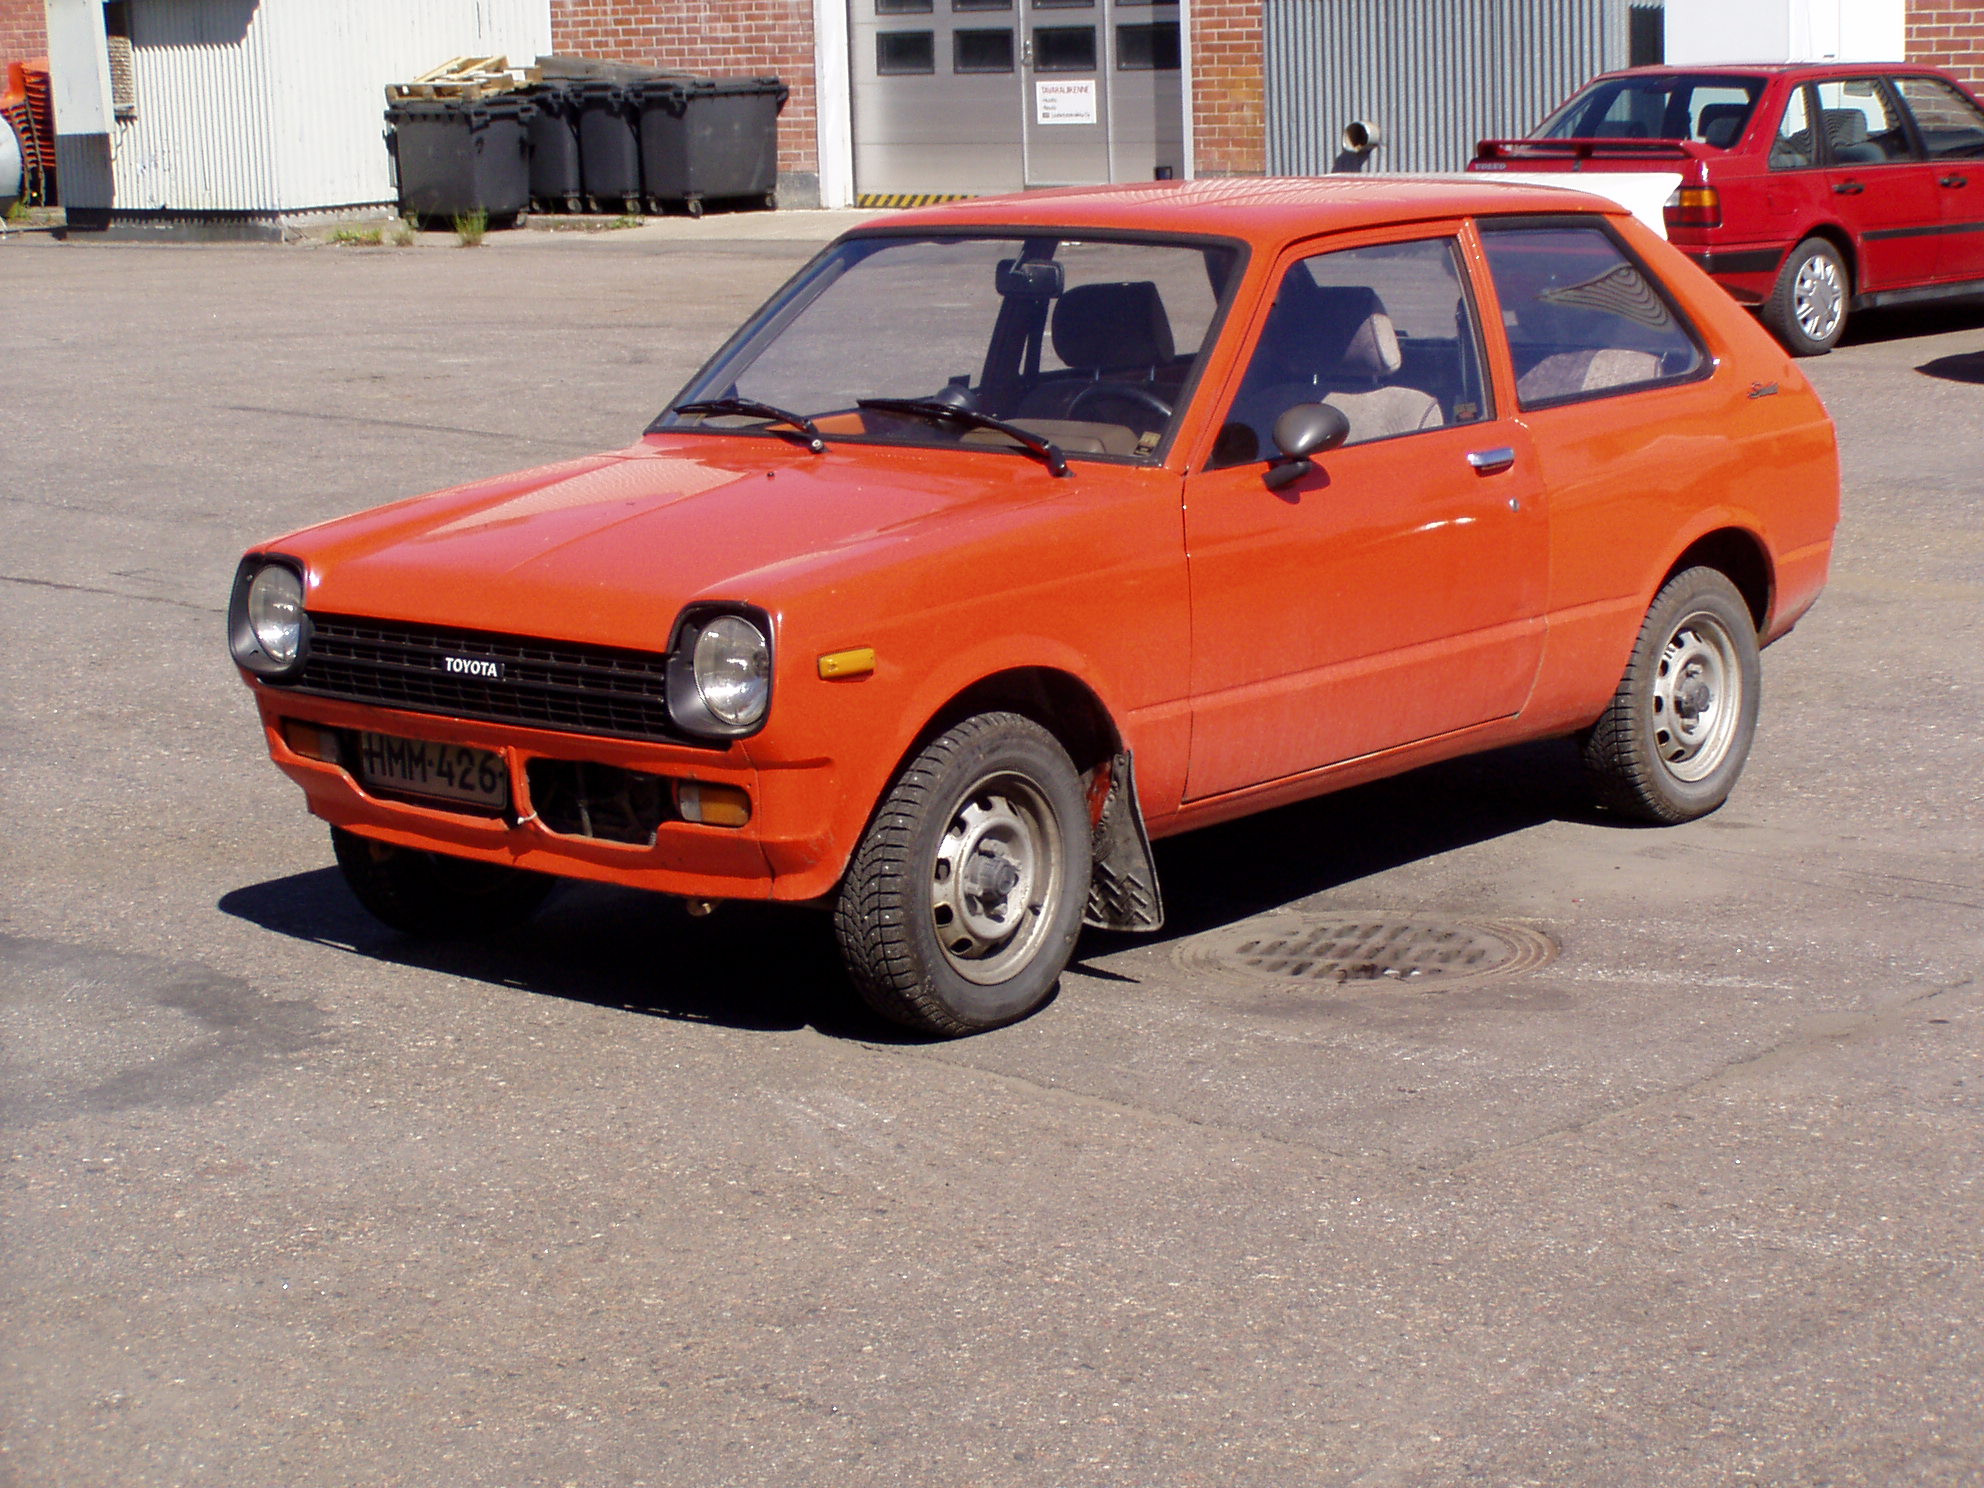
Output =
[{"x1": 1176, "y1": 913, "x2": 1556, "y2": 988}]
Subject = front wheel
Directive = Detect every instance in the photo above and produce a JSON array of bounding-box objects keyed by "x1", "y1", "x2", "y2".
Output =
[
  {"x1": 1582, "y1": 568, "x2": 1761, "y2": 824},
  {"x1": 1763, "y1": 237, "x2": 1847, "y2": 355},
  {"x1": 834, "y1": 713, "x2": 1091, "y2": 1036},
  {"x1": 331, "y1": 826, "x2": 553, "y2": 936}
]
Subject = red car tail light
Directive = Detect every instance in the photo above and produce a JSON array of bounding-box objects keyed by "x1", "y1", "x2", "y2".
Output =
[{"x1": 1665, "y1": 185, "x2": 1722, "y2": 229}]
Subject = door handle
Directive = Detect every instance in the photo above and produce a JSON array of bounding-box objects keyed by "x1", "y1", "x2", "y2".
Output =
[
  {"x1": 1942, "y1": 174, "x2": 1969, "y2": 188},
  {"x1": 1467, "y1": 446, "x2": 1516, "y2": 474},
  {"x1": 1832, "y1": 180, "x2": 1864, "y2": 195}
]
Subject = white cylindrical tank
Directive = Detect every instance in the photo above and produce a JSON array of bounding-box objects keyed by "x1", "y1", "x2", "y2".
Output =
[
  {"x1": 0, "y1": 111, "x2": 22, "y2": 216},
  {"x1": 1665, "y1": 0, "x2": 1905, "y2": 65}
]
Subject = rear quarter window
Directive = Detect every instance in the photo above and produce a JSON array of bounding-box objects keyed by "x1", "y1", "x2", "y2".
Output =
[{"x1": 1479, "y1": 222, "x2": 1707, "y2": 410}]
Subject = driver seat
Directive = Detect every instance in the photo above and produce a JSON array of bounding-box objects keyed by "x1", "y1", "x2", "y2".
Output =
[
  {"x1": 1232, "y1": 284, "x2": 1443, "y2": 449},
  {"x1": 1016, "y1": 281, "x2": 1175, "y2": 421}
]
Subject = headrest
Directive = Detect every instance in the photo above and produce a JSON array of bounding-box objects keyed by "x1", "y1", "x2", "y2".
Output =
[
  {"x1": 1052, "y1": 281, "x2": 1175, "y2": 371},
  {"x1": 1274, "y1": 283, "x2": 1402, "y2": 383},
  {"x1": 1697, "y1": 103, "x2": 1748, "y2": 148},
  {"x1": 1822, "y1": 107, "x2": 1868, "y2": 146}
]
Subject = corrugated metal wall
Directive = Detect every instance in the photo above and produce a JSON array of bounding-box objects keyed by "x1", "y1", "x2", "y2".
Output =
[
  {"x1": 110, "y1": 0, "x2": 550, "y2": 214},
  {"x1": 1265, "y1": 0, "x2": 1634, "y2": 176}
]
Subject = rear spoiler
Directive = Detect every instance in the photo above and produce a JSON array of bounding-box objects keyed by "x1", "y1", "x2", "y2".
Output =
[{"x1": 1473, "y1": 137, "x2": 1711, "y2": 165}]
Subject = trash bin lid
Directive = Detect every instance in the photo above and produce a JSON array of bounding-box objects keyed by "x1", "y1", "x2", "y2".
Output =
[{"x1": 386, "y1": 94, "x2": 536, "y2": 122}]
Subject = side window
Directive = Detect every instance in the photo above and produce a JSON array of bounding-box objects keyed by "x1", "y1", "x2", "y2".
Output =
[
  {"x1": 1480, "y1": 224, "x2": 1705, "y2": 410},
  {"x1": 1891, "y1": 75, "x2": 1984, "y2": 160},
  {"x1": 1209, "y1": 237, "x2": 1487, "y2": 469},
  {"x1": 1771, "y1": 85, "x2": 1817, "y2": 170},
  {"x1": 1814, "y1": 78, "x2": 1915, "y2": 163}
]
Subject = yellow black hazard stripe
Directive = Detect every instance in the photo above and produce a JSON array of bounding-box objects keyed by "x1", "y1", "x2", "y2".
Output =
[{"x1": 855, "y1": 192, "x2": 978, "y2": 209}]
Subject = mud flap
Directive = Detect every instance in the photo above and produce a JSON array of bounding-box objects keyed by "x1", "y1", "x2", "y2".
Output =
[{"x1": 1084, "y1": 750, "x2": 1164, "y2": 932}]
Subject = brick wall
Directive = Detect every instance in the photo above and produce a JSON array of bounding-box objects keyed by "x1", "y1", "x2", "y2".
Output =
[
  {"x1": 548, "y1": 1, "x2": 818, "y2": 182},
  {"x1": 1906, "y1": 0, "x2": 1984, "y2": 86},
  {"x1": 0, "y1": 0, "x2": 48, "y2": 73},
  {"x1": 1190, "y1": 0, "x2": 1265, "y2": 175}
]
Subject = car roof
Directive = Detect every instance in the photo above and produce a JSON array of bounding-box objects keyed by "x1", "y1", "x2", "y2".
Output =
[
  {"x1": 1597, "y1": 62, "x2": 1955, "y2": 81},
  {"x1": 872, "y1": 176, "x2": 1626, "y2": 247}
]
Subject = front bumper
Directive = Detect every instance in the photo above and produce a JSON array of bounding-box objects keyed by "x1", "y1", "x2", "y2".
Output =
[{"x1": 252, "y1": 686, "x2": 847, "y2": 902}]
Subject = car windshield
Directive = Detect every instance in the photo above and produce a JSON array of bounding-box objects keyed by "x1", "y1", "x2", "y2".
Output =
[
  {"x1": 1539, "y1": 73, "x2": 1766, "y2": 147},
  {"x1": 655, "y1": 232, "x2": 1242, "y2": 464}
]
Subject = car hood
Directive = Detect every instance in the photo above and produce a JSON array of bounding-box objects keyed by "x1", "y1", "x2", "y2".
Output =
[{"x1": 280, "y1": 434, "x2": 1065, "y2": 648}]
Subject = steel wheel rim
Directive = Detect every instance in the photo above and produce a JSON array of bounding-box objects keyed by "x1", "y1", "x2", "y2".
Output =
[
  {"x1": 1793, "y1": 253, "x2": 1842, "y2": 342},
  {"x1": 1651, "y1": 611, "x2": 1743, "y2": 782},
  {"x1": 929, "y1": 772, "x2": 1062, "y2": 985}
]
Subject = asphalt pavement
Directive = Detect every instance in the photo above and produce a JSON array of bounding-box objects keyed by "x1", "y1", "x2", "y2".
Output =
[{"x1": 2, "y1": 211, "x2": 1981, "y2": 1488}]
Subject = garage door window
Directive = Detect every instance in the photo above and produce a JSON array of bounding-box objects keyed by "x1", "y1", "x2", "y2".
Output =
[{"x1": 877, "y1": 31, "x2": 937, "y2": 74}]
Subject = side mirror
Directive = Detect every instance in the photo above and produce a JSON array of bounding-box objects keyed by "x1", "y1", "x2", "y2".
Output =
[{"x1": 1262, "y1": 402, "x2": 1349, "y2": 490}]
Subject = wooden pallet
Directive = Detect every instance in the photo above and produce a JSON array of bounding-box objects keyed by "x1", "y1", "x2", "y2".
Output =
[{"x1": 386, "y1": 55, "x2": 525, "y2": 104}]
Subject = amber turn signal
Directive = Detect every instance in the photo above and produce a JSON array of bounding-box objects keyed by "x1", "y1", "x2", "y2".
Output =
[
  {"x1": 675, "y1": 780, "x2": 752, "y2": 827},
  {"x1": 281, "y1": 719, "x2": 340, "y2": 764},
  {"x1": 817, "y1": 647, "x2": 876, "y2": 680}
]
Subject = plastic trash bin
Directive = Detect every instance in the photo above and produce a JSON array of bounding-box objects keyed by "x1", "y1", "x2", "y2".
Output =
[
  {"x1": 635, "y1": 75, "x2": 788, "y2": 216},
  {"x1": 386, "y1": 95, "x2": 534, "y2": 225},
  {"x1": 523, "y1": 82, "x2": 583, "y2": 212},
  {"x1": 573, "y1": 81, "x2": 643, "y2": 214}
]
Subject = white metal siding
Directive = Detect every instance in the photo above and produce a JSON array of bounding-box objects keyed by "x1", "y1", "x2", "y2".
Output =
[
  {"x1": 1265, "y1": 0, "x2": 1632, "y2": 176},
  {"x1": 108, "y1": 0, "x2": 551, "y2": 214}
]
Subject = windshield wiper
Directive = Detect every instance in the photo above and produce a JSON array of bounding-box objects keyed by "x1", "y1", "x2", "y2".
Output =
[
  {"x1": 672, "y1": 397, "x2": 826, "y2": 453},
  {"x1": 857, "y1": 397, "x2": 1071, "y2": 479}
]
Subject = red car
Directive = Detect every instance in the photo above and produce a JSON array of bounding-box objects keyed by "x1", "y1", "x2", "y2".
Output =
[
  {"x1": 1473, "y1": 63, "x2": 1984, "y2": 353},
  {"x1": 230, "y1": 179, "x2": 1838, "y2": 1035}
]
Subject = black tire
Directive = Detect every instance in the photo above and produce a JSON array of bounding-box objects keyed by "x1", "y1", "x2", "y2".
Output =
[
  {"x1": 331, "y1": 825, "x2": 553, "y2": 937},
  {"x1": 1582, "y1": 567, "x2": 1762, "y2": 824},
  {"x1": 684, "y1": 197, "x2": 704, "y2": 219},
  {"x1": 833, "y1": 713, "x2": 1090, "y2": 1036},
  {"x1": 1762, "y1": 237, "x2": 1847, "y2": 356}
]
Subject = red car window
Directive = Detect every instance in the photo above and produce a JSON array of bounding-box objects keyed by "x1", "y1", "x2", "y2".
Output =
[
  {"x1": 1891, "y1": 74, "x2": 1984, "y2": 160},
  {"x1": 1770, "y1": 84, "x2": 1820, "y2": 171}
]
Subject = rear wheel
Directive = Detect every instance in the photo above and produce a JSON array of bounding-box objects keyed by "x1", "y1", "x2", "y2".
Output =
[
  {"x1": 331, "y1": 826, "x2": 553, "y2": 936},
  {"x1": 1763, "y1": 237, "x2": 1847, "y2": 355},
  {"x1": 1582, "y1": 568, "x2": 1761, "y2": 824},
  {"x1": 834, "y1": 713, "x2": 1090, "y2": 1036}
]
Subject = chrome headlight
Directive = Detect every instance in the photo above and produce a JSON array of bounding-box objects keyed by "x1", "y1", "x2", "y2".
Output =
[
  {"x1": 228, "y1": 557, "x2": 311, "y2": 680},
  {"x1": 667, "y1": 607, "x2": 772, "y2": 739}
]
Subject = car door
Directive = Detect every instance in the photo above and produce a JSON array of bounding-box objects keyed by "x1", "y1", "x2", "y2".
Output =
[
  {"x1": 1764, "y1": 82, "x2": 1832, "y2": 236},
  {"x1": 1180, "y1": 227, "x2": 1546, "y2": 801},
  {"x1": 1889, "y1": 72, "x2": 1984, "y2": 284},
  {"x1": 1815, "y1": 75, "x2": 1943, "y2": 291}
]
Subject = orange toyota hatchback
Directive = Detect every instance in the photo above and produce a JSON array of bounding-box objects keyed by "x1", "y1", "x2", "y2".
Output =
[{"x1": 230, "y1": 179, "x2": 1839, "y2": 1035}]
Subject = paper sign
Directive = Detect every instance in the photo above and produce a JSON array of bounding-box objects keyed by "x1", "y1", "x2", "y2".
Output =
[{"x1": 1035, "y1": 79, "x2": 1097, "y2": 126}]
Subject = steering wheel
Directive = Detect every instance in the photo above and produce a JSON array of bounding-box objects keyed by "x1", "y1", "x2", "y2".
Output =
[{"x1": 1065, "y1": 381, "x2": 1173, "y2": 424}]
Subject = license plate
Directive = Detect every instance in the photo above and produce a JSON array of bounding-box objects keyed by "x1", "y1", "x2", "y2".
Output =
[{"x1": 357, "y1": 732, "x2": 509, "y2": 811}]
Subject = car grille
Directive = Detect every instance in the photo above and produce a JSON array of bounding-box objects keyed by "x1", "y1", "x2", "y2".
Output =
[{"x1": 283, "y1": 613, "x2": 678, "y2": 743}]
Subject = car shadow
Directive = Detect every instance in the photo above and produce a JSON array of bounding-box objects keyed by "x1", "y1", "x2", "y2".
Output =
[
  {"x1": 219, "y1": 738, "x2": 1597, "y2": 1040},
  {"x1": 1914, "y1": 347, "x2": 1984, "y2": 385},
  {"x1": 1094, "y1": 736, "x2": 1594, "y2": 951},
  {"x1": 1841, "y1": 297, "x2": 1984, "y2": 352}
]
